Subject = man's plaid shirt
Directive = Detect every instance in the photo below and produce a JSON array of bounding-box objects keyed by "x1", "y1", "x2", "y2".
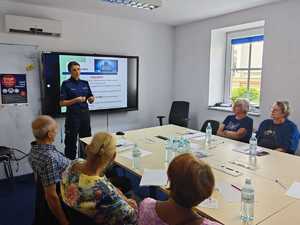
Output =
[{"x1": 29, "y1": 142, "x2": 70, "y2": 187}]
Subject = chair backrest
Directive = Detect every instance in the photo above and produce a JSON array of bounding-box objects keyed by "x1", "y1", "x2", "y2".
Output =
[
  {"x1": 0, "y1": 146, "x2": 11, "y2": 157},
  {"x1": 169, "y1": 101, "x2": 190, "y2": 127},
  {"x1": 201, "y1": 120, "x2": 220, "y2": 135}
]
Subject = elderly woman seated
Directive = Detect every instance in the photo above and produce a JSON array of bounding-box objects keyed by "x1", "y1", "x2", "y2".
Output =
[
  {"x1": 138, "y1": 153, "x2": 221, "y2": 225},
  {"x1": 217, "y1": 99, "x2": 253, "y2": 143},
  {"x1": 256, "y1": 101, "x2": 299, "y2": 154},
  {"x1": 60, "y1": 132, "x2": 138, "y2": 225}
]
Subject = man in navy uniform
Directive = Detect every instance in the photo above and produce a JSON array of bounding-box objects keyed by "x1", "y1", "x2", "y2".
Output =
[{"x1": 60, "y1": 61, "x2": 95, "y2": 159}]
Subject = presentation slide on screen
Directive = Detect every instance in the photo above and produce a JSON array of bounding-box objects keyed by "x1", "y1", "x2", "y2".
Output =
[{"x1": 59, "y1": 55, "x2": 128, "y2": 112}]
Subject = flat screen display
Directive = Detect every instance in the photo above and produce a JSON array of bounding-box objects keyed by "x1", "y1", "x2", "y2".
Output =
[{"x1": 41, "y1": 52, "x2": 139, "y2": 116}]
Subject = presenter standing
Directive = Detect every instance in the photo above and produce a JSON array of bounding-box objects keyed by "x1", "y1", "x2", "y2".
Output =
[{"x1": 60, "y1": 61, "x2": 95, "y2": 159}]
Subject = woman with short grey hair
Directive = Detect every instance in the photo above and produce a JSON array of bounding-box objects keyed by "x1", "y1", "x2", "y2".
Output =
[
  {"x1": 256, "y1": 101, "x2": 299, "y2": 154},
  {"x1": 234, "y1": 99, "x2": 250, "y2": 113},
  {"x1": 217, "y1": 99, "x2": 253, "y2": 143}
]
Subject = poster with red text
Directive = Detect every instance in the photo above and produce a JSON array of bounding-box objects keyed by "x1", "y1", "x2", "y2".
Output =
[{"x1": 0, "y1": 74, "x2": 28, "y2": 104}]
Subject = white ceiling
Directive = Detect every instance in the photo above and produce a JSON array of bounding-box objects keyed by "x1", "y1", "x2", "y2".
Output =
[{"x1": 2, "y1": 0, "x2": 284, "y2": 26}]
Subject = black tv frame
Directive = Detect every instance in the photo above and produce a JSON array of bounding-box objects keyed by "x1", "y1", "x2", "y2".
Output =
[{"x1": 40, "y1": 51, "x2": 139, "y2": 117}]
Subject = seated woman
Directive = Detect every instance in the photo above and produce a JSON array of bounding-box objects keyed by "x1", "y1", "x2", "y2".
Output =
[
  {"x1": 138, "y1": 153, "x2": 221, "y2": 225},
  {"x1": 61, "y1": 132, "x2": 138, "y2": 225},
  {"x1": 256, "y1": 101, "x2": 299, "y2": 154},
  {"x1": 217, "y1": 99, "x2": 253, "y2": 143}
]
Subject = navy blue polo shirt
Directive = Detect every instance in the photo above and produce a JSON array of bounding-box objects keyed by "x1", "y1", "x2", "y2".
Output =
[
  {"x1": 223, "y1": 115, "x2": 253, "y2": 143},
  {"x1": 60, "y1": 77, "x2": 93, "y2": 112}
]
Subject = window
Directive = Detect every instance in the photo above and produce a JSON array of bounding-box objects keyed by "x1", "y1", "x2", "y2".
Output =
[{"x1": 224, "y1": 29, "x2": 264, "y2": 107}]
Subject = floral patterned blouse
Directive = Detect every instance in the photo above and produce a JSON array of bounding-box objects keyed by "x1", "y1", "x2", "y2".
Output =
[{"x1": 60, "y1": 159, "x2": 138, "y2": 225}]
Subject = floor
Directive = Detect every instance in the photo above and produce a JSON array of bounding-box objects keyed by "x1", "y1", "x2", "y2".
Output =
[{"x1": 0, "y1": 174, "x2": 36, "y2": 225}]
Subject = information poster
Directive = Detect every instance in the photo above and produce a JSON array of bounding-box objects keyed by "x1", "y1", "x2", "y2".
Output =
[{"x1": 0, "y1": 74, "x2": 28, "y2": 104}]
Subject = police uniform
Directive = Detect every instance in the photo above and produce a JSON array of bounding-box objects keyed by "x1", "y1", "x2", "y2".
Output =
[{"x1": 60, "y1": 77, "x2": 93, "y2": 159}]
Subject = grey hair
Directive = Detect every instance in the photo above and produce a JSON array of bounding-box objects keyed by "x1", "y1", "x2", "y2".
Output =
[
  {"x1": 275, "y1": 101, "x2": 291, "y2": 117},
  {"x1": 31, "y1": 115, "x2": 56, "y2": 140},
  {"x1": 234, "y1": 98, "x2": 250, "y2": 113}
]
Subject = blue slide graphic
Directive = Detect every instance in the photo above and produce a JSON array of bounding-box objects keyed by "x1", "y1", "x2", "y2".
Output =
[{"x1": 94, "y1": 59, "x2": 118, "y2": 74}]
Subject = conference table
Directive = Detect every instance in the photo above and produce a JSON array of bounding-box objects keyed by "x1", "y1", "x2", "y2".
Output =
[
  {"x1": 80, "y1": 124, "x2": 300, "y2": 225},
  {"x1": 259, "y1": 201, "x2": 300, "y2": 224}
]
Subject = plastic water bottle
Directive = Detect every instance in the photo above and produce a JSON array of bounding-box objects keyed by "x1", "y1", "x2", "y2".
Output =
[
  {"x1": 241, "y1": 178, "x2": 255, "y2": 222},
  {"x1": 249, "y1": 133, "x2": 257, "y2": 166},
  {"x1": 132, "y1": 144, "x2": 141, "y2": 169},
  {"x1": 172, "y1": 138, "x2": 179, "y2": 154},
  {"x1": 176, "y1": 137, "x2": 183, "y2": 153},
  {"x1": 184, "y1": 138, "x2": 191, "y2": 153},
  {"x1": 165, "y1": 139, "x2": 174, "y2": 163},
  {"x1": 178, "y1": 137, "x2": 189, "y2": 153},
  {"x1": 205, "y1": 122, "x2": 212, "y2": 145}
]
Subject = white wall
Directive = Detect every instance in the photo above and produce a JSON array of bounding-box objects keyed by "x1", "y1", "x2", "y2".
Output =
[
  {"x1": 0, "y1": 0, "x2": 174, "y2": 178},
  {"x1": 174, "y1": 0, "x2": 300, "y2": 130}
]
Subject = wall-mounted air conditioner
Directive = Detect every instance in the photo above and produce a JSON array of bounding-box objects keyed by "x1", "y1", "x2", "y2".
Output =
[{"x1": 4, "y1": 15, "x2": 62, "y2": 37}]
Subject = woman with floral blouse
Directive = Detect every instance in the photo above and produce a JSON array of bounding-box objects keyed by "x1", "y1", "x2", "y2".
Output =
[{"x1": 60, "y1": 132, "x2": 137, "y2": 225}]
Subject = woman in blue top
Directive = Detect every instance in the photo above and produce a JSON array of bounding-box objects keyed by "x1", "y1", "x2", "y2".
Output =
[
  {"x1": 217, "y1": 99, "x2": 253, "y2": 143},
  {"x1": 256, "y1": 101, "x2": 299, "y2": 154}
]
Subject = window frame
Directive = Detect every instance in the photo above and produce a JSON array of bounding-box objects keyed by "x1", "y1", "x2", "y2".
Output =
[{"x1": 224, "y1": 27, "x2": 264, "y2": 107}]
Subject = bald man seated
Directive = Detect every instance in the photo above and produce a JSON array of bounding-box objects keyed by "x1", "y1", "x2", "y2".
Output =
[{"x1": 29, "y1": 115, "x2": 70, "y2": 225}]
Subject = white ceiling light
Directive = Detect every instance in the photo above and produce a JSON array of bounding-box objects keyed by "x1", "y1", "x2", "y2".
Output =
[{"x1": 101, "y1": 0, "x2": 162, "y2": 10}]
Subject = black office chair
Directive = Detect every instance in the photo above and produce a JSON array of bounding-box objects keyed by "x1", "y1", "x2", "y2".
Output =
[
  {"x1": 157, "y1": 101, "x2": 190, "y2": 127},
  {"x1": 200, "y1": 120, "x2": 220, "y2": 135},
  {"x1": 0, "y1": 146, "x2": 14, "y2": 182}
]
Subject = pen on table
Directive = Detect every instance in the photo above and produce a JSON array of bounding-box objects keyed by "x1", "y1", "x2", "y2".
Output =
[
  {"x1": 145, "y1": 138, "x2": 155, "y2": 143},
  {"x1": 231, "y1": 184, "x2": 241, "y2": 191},
  {"x1": 224, "y1": 166, "x2": 234, "y2": 171},
  {"x1": 275, "y1": 178, "x2": 287, "y2": 190},
  {"x1": 224, "y1": 166, "x2": 241, "y2": 174}
]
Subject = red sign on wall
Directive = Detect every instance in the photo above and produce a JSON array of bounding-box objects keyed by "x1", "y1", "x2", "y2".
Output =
[{"x1": 0, "y1": 74, "x2": 28, "y2": 104}]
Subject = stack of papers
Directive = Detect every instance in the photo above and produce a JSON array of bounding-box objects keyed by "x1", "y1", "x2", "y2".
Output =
[
  {"x1": 229, "y1": 160, "x2": 256, "y2": 171},
  {"x1": 286, "y1": 182, "x2": 300, "y2": 199},
  {"x1": 117, "y1": 139, "x2": 134, "y2": 152},
  {"x1": 199, "y1": 198, "x2": 218, "y2": 209},
  {"x1": 140, "y1": 169, "x2": 168, "y2": 186},
  {"x1": 191, "y1": 143, "x2": 201, "y2": 150},
  {"x1": 212, "y1": 164, "x2": 243, "y2": 177},
  {"x1": 216, "y1": 181, "x2": 241, "y2": 203},
  {"x1": 183, "y1": 132, "x2": 205, "y2": 140},
  {"x1": 233, "y1": 147, "x2": 264, "y2": 155},
  {"x1": 190, "y1": 143, "x2": 211, "y2": 158},
  {"x1": 119, "y1": 148, "x2": 152, "y2": 160},
  {"x1": 192, "y1": 136, "x2": 206, "y2": 141}
]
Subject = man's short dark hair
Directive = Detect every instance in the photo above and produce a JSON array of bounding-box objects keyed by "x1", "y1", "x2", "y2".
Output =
[{"x1": 68, "y1": 61, "x2": 80, "y2": 72}]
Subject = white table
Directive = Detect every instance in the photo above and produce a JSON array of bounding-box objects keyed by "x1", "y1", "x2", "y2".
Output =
[{"x1": 81, "y1": 125, "x2": 300, "y2": 225}]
